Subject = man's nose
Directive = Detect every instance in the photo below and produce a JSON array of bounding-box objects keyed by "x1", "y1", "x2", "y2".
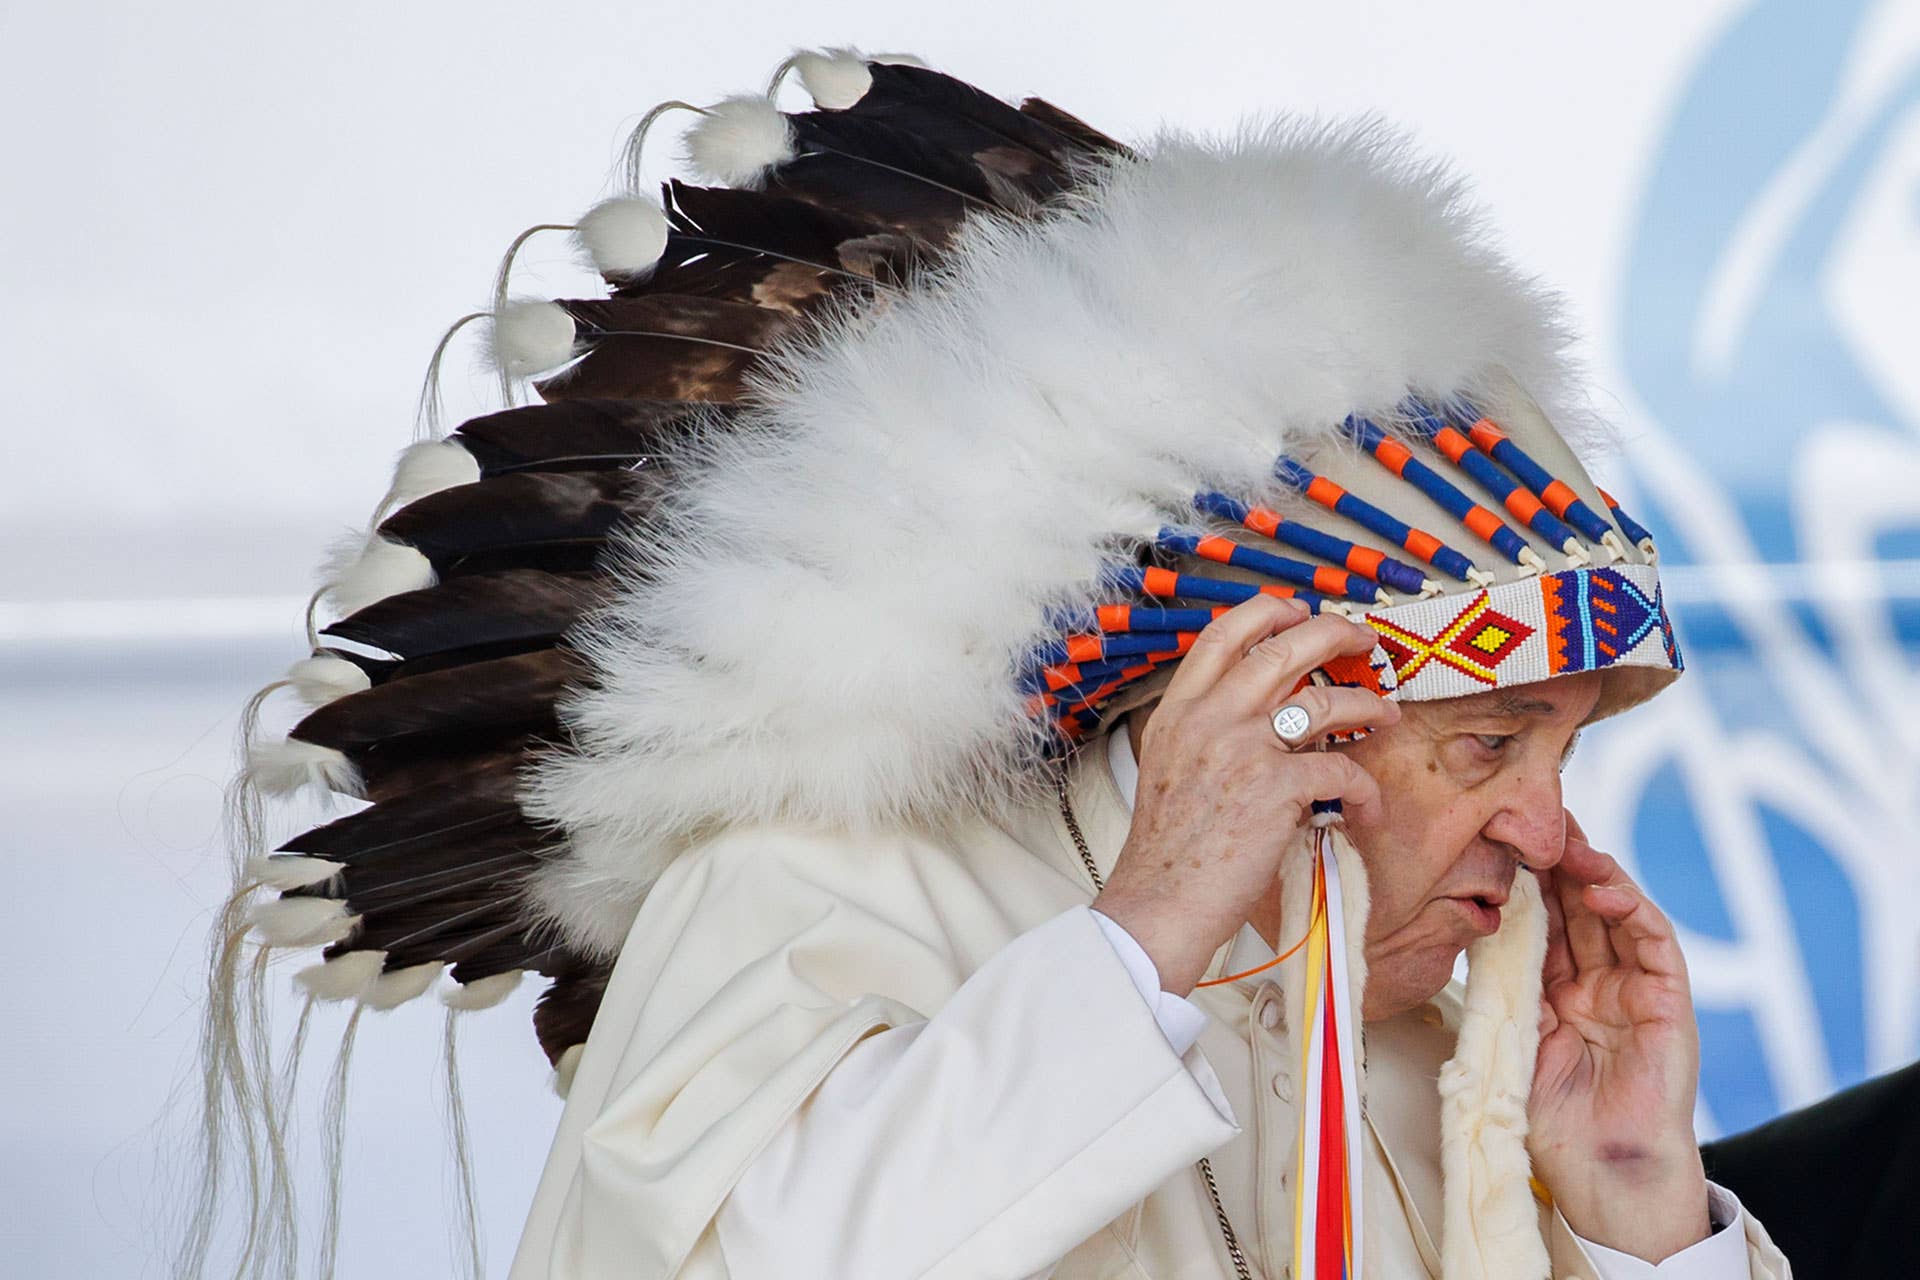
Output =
[{"x1": 1481, "y1": 765, "x2": 1565, "y2": 871}]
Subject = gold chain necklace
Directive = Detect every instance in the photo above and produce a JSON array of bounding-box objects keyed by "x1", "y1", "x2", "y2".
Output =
[{"x1": 1055, "y1": 775, "x2": 1260, "y2": 1280}]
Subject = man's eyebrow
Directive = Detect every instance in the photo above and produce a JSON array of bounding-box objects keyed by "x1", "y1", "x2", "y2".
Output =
[{"x1": 1483, "y1": 694, "x2": 1558, "y2": 717}]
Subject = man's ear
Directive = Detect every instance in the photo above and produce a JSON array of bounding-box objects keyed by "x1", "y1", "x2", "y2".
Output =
[{"x1": 1124, "y1": 699, "x2": 1161, "y2": 762}]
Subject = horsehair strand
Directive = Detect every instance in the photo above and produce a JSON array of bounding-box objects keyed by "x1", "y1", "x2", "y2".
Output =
[
  {"x1": 443, "y1": 1008, "x2": 486, "y2": 1280},
  {"x1": 316, "y1": 1004, "x2": 365, "y2": 1280}
]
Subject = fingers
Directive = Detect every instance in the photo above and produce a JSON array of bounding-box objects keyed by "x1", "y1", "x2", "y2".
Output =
[
  {"x1": 1286, "y1": 752, "x2": 1384, "y2": 829},
  {"x1": 1266, "y1": 682, "x2": 1402, "y2": 747},
  {"x1": 1548, "y1": 821, "x2": 1688, "y2": 983},
  {"x1": 1583, "y1": 881, "x2": 1689, "y2": 982},
  {"x1": 1564, "y1": 807, "x2": 1591, "y2": 846},
  {"x1": 1553, "y1": 851, "x2": 1618, "y2": 973},
  {"x1": 1537, "y1": 867, "x2": 1576, "y2": 991},
  {"x1": 1160, "y1": 595, "x2": 1311, "y2": 704},
  {"x1": 1217, "y1": 612, "x2": 1382, "y2": 712}
]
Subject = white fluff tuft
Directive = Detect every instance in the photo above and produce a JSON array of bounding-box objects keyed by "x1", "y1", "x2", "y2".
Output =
[
  {"x1": 793, "y1": 48, "x2": 872, "y2": 110},
  {"x1": 683, "y1": 95, "x2": 794, "y2": 188},
  {"x1": 247, "y1": 897, "x2": 359, "y2": 948},
  {"x1": 440, "y1": 970, "x2": 524, "y2": 1011},
  {"x1": 246, "y1": 736, "x2": 363, "y2": 799},
  {"x1": 523, "y1": 118, "x2": 1581, "y2": 958},
  {"x1": 246, "y1": 854, "x2": 345, "y2": 890},
  {"x1": 322, "y1": 535, "x2": 435, "y2": 619},
  {"x1": 294, "y1": 949, "x2": 387, "y2": 1002},
  {"x1": 489, "y1": 300, "x2": 577, "y2": 379},
  {"x1": 362, "y1": 961, "x2": 445, "y2": 1011},
  {"x1": 384, "y1": 440, "x2": 480, "y2": 509},
  {"x1": 575, "y1": 197, "x2": 670, "y2": 278},
  {"x1": 550, "y1": 1043, "x2": 585, "y2": 1099},
  {"x1": 1439, "y1": 871, "x2": 1551, "y2": 1278},
  {"x1": 284, "y1": 655, "x2": 370, "y2": 706}
]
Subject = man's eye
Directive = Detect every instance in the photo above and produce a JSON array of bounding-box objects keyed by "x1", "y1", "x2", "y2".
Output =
[{"x1": 1473, "y1": 734, "x2": 1513, "y2": 753}]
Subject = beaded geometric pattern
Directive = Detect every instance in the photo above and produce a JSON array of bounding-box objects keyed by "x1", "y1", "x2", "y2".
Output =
[
  {"x1": 1362, "y1": 563, "x2": 1681, "y2": 701},
  {"x1": 1022, "y1": 401, "x2": 1677, "y2": 741}
]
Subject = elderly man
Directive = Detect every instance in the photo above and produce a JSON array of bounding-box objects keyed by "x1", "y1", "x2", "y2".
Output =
[
  {"x1": 222, "y1": 50, "x2": 1795, "y2": 1280},
  {"x1": 513, "y1": 597, "x2": 1788, "y2": 1278}
]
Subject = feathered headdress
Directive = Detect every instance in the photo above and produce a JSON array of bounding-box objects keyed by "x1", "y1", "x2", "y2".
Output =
[{"x1": 199, "y1": 47, "x2": 1680, "y2": 1279}]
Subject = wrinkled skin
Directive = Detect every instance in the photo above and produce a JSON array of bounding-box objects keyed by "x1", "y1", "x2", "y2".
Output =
[{"x1": 1093, "y1": 595, "x2": 1712, "y2": 1261}]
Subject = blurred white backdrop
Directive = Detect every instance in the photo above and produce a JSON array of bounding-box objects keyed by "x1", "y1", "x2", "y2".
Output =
[{"x1": 4, "y1": 1, "x2": 1914, "y2": 1276}]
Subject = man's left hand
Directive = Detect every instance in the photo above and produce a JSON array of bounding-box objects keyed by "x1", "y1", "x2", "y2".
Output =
[{"x1": 1526, "y1": 811, "x2": 1713, "y2": 1262}]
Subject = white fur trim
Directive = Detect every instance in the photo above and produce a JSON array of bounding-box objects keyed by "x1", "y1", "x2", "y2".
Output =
[
  {"x1": 322, "y1": 534, "x2": 435, "y2": 619},
  {"x1": 1331, "y1": 834, "x2": 1371, "y2": 1075},
  {"x1": 550, "y1": 1043, "x2": 585, "y2": 1099},
  {"x1": 440, "y1": 970, "x2": 523, "y2": 1011},
  {"x1": 246, "y1": 853, "x2": 344, "y2": 890},
  {"x1": 284, "y1": 654, "x2": 370, "y2": 706},
  {"x1": 247, "y1": 896, "x2": 359, "y2": 948},
  {"x1": 1438, "y1": 871, "x2": 1550, "y2": 1279},
  {"x1": 247, "y1": 737, "x2": 363, "y2": 799},
  {"x1": 575, "y1": 197, "x2": 670, "y2": 278},
  {"x1": 683, "y1": 95, "x2": 793, "y2": 188},
  {"x1": 385, "y1": 439, "x2": 480, "y2": 508},
  {"x1": 793, "y1": 49, "x2": 872, "y2": 110},
  {"x1": 489, "y1": 299, "x2": 577, "y2": 378},
  {"x1": 295, "y1": 949, "x2": 386, "y2": 1002},
  {"x1": 524, "y1": 120, "x2": 1578, "y2": 958},
  {"x1": 363, "y1": 960, "x2": 445, "y2": 1011}
]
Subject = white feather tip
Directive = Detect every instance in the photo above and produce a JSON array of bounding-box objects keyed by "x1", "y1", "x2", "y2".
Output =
[
  {"x1": 441, "y1": 969, "x2": 524, "y2": 1011},
  {"x1": 684, "y1": 95, "x2": 793, "y2": 187},
  {"x1": 246, "y1": 736, "x2": 362, "y2": 798},
  {"x1": 294, "y1": 949, "x2": 386, "y2": 1001},
  {"x1": 575, "y1": 197, "x2": 670, "y2": 278},
  {"x1": 363, "y1": 960, "x2": 445, "y2": 1011},
  {"x1": 247, "y1": 896, "x2": 359, "y2": 947},
  {"x1": 324, "y1": 536, "x2": 435, "y2": 618},
  {"x1": 551, "y1": 1043, "x2": 586, "y2": 1099},
  {"x1": 793, "y1": 49, "x2": 873, "y2": 110},
  {"x1": 246, "y1": 854, "x2": 345, "y2": 890},
  {"x1": 284, "y1": 654, "x2": 370, "y2": 706},
  {"x1": 386, "y1": 440, "x2": 480, "y2": 508},
  {"x1": 489, "y1": 299, "x2": 577, "y2": 378}
]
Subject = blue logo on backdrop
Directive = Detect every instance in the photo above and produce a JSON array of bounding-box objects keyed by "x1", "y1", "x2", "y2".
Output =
[{"x1": 1584, "y1": 0, "x2": 1920, "y2": 1135}]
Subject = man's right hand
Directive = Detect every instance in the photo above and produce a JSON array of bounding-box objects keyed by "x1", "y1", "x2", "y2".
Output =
[{"x1": 1089, "y1": 595, "x2": 1396, "y2": 996}]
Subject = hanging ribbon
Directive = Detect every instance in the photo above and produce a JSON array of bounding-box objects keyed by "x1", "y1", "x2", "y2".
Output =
[{"x1": 1293, "y1": 824, "x2": 1365, "y2": 1280}]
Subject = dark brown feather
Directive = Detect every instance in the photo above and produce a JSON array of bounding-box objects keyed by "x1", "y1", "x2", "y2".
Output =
[
  {"x1": 537, "y1": 296, "x2": 794, "y2": 403},
  {"x1": 1017, "y1": 97, "x2": 1133, "y2": 158},
  {"x1": 322, "y1": 568, "x2": 604, "y2": 668},
  {"x1": 448, "y1": 933, "x2": 575, "y2": 984},
  {"x1": 377, "y1": 471, "x2": 639, "y2": 576},
  {"x1": 612, "y1": 182, "x2": 913, "y2": 313},
  {"x1": 533, "y1": 964, "x2": 614, "y2": 1065},
  {"x1": 450, "y1": 399, "x2": 703, "y2": 475},
  {"x1": 292, "y1": 649, "x2": 580, "y2": 752},
  {"x1": 357, "y1": 739, "x2": 545, "y2": 806},
  {"x1": 278, "y1": 787, "x2": 526, "y2": 859}
]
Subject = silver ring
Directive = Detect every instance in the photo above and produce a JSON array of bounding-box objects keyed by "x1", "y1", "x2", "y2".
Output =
[{"x1": 1270, "y1": 703, "x2": 1312, "y2": 746}]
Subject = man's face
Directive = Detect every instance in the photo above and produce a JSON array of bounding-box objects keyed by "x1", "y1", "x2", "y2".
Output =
[{"x1": 1335, "y1": 670, "x2": 1603, "y2": 1019}]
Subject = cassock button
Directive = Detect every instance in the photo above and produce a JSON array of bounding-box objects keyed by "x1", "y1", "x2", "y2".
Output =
[
  {"x1": 1271, "y1": 1072, "x2": 1294, "y2": 1102},
  {"x1": 1258, "y1": 1001, "x2": 1282, "y2": 1030}
]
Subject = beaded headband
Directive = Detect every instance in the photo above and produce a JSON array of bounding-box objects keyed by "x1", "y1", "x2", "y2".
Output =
[{"x1": 1030, "y1": 389, "x2": 1680, "y2": 741}]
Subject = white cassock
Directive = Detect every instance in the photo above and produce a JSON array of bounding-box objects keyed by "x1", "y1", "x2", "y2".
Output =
[{"x1": 510, "y1": 727, "x2": 1791, "y2": 1279}]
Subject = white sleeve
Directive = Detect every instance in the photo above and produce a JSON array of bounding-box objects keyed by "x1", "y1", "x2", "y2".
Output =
[
  {"x1": 1089, "y1": 908, "x2": 1211, "y2": 1056},
  {"x1": 1571, "y1": 1183, "x2": 1756, "y2": 1279},
  {"x1": 714, "y1": 904, "x2": 1239, "y2": 1279}
]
